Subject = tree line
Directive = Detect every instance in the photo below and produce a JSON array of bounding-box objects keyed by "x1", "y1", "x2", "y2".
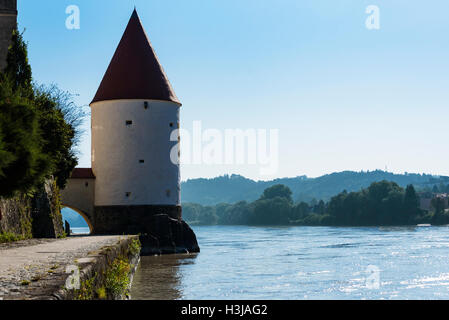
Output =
[
  {"x1": 183, "y1": 181, "x2": 449, "y2": 226},
  {"x1": 181, "y1": 171, "x2": 449, "y2": 206},
  {"x1": 0, "y1": 29, "x2": 84, "y2": 197}
]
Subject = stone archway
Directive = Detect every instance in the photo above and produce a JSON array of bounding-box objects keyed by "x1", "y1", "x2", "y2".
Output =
[
  {"x1": 60, "y1": 169, "x2": 96, "y2": 234},
  {"x1": 61, "y1": 205, "x2": 94, "y2": 234}
]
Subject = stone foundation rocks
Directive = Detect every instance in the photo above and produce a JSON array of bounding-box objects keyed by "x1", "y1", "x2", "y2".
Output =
[
  {"x1": 139, "y1": 214, "x2": 200, "y2": 255},
  {"x1": 93, "y1": 205, "x2": 200, "y2": 255},
  {"x1": 93, "y1": 205, "x2": 181, "y2": 234}
]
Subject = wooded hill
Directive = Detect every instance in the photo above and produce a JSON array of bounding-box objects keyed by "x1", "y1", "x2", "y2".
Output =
[{"x1": 181, "y1": 171, "x2": 449, "y2": 205}]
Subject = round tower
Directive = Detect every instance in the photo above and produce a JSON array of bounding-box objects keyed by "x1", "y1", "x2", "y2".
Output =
[{"x1": 91, "y1": 10, "x2": 182, "y2": 233}]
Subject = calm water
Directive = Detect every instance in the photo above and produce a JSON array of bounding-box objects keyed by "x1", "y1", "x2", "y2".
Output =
[
  {"x1": 130, "y1": 225, "x2": 449, "y2": 300},
  {"x1": 71, "y1": 227, "x2": 90, "y2": 235}
]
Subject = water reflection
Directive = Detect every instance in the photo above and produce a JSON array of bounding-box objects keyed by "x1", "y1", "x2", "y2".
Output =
[{"x1": 131, "y1": 254, "x2": 198, "y2": 300}]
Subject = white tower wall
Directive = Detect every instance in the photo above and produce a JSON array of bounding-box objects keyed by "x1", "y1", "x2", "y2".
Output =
[{"x1": 91, "y1": 99, "x2": 180, "y2": 207}]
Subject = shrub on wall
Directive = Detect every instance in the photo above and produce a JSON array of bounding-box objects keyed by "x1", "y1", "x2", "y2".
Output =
[{"x1": 0, "y1": 28, "x2": 84, "y2": 197}]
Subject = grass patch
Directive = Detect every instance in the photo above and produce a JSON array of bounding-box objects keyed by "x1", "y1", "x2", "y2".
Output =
[
  {"x1": 73, "y1": 274, "x2": 96, "y2": 300},
  {"x1": 72, "y1": 257, "x2": 132, "y2": 300},
  {"x1": 129, "y1": 238, "x2": 141, "y2": 256},
  {"x1": 0, "y1": 232, "x2": 25, "y2": 244},
  {"x1": 105, "y1": 256, "x2": 131, "y2": 299},
  {"x1": 96, "y1": 287, "x2": 107, "y2": 300}
]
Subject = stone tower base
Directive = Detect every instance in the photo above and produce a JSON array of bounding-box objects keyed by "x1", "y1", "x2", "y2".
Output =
[{"x1": 93, "y1": 205, "x2": 200, "y2": 255}]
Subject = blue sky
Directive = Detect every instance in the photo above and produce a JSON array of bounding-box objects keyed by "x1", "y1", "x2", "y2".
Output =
[{"x1": 18, "y1": 0, "x2": 449, "y2": 181}]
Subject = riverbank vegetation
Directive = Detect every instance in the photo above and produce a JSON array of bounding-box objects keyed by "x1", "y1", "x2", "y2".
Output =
[
  {"x1": 0, "y1": 231, "x2": 26, "y2": 243},
  {"x1": 0, "y1": 29, "x2": 85, "y2": 198},
  {"x1": 183, "y1": 181, "x2": 448, "y2": 227}
]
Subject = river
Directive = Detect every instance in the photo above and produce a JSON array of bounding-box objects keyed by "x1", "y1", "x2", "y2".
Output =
[{"x1": 130, "y1": 225, "x2": 449, "y2": 300}]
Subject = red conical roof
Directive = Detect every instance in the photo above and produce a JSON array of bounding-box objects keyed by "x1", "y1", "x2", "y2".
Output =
[{"x1": 91, "y1": 10, "x2": 181, "y2": 105}]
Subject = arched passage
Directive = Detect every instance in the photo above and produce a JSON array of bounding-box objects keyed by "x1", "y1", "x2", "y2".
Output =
[
  {"x1": 61, "y1": 205, "x2": 94, "y2": 234},
  {"x1": 60, "y1": 170, "x2": 96, "y2": 234}
]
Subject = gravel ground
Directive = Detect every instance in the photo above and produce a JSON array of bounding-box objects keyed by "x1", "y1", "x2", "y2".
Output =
[{"x1": 0, "y1": 235, "x2": 127, "y2": 300}]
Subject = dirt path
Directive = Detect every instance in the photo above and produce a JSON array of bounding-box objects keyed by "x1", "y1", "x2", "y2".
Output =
[{"x1": 0, "y1": 235, "x2": 127, "y2": 299}]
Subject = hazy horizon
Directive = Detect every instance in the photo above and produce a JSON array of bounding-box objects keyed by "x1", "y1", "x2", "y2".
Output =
[{"x1": 180, "y1": 169, "x2": 447, "y2": 183}]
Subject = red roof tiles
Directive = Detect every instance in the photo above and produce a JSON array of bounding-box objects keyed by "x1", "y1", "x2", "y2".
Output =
[
  {"x1": 91, "y1": 9, "x2": 181, "y2": 105},
  {"x1": 70, "y1": 168, "x2": 96, "y2": 179}
]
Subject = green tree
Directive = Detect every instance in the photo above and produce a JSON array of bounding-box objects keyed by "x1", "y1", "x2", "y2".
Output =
[
  {"x1": 291, "y1": 202, "x2": 310, "y2": 221},
  {"x1": 4, "y1": 29, "x2": 33, "y2": 97},
  {"x1": 0, "y1": 27, "x2": 81, "y2": 196},
  {"x1": 404, "y1": 185, "x2": 420, "y2": 222},
  {"x1": 0, "y1": 98, "x2": 50, "y2": 196},
  {"x1": 260, "y1": 184, "x2": 293, "y2": 203},
  {"x1": 198, "y1": 206, "x2": 218, "y2": 225},
  {"x1": 431, "y1": 197, "x2": 445, "y2": 215},
  {"x1": 218, "y1": 201, "x2": 251, "y2": 225},
  {"x1": 182, "y1": 203, "x2": 202, "y2": 222},
  {"x1": 33, "y1": 87, "x2": 78, "y2": 188},
  {"x1": 250, "y1": 197, "x2": 291, "y2": 225},
  {"x1": 0, "y1": 28, "x2": 50, "y2": 196},
  {"x1": 327, "y1": 181, "x2": 421, "y2": 226},
  {"x1": 314, "y1": 200, "x2": 326, "y2": 214},
  {"x1": 431, "y1": 197, "x2": 445, "y2": 222}
]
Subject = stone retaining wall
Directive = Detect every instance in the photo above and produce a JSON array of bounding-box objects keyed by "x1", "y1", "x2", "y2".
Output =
[
  {"x1": 55, "y1": 235, "x2": 141, "y2": 300},
  {"x1": 0, "y1": 179, "x2": 64, "y2": 240}
]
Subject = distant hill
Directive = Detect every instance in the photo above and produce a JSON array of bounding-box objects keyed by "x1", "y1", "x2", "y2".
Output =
[{"x1": 181, "y1": 171, "x2": 449, "y2": 205}]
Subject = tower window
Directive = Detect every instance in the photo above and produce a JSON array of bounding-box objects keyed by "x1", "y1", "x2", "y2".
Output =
[
  {"x1": 85, "y1": 182, "x2": 89, "y2": 187},
  {"x1": 126, "y1": 192, "x2": 131, "y2": 198},
  {"x1": 139, "y1": 160, "x2": 145, "y2": 164},
  {"x1": 126, "y1": 120, "x2": 133, "y2": 126},
  {"x1": 144, "y1": 101, "x2": 149, "y2": 110},
  {"x1": 166, "y1": 189, "x2": 171, "y2": 197},
  {"x1": 169, "y1": 123, "x2": 174, "y2": 128}
]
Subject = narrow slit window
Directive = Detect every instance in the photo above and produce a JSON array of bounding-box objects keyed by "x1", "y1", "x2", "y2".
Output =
[{"x1": 144, "y1": 101, "x2": 149, "y2": 110}]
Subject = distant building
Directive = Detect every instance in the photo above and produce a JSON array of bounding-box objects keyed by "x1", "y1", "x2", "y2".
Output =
[
  {"x1": 418, "y1": 192, "x2": 449, "y2": 211},
  {"x1": 0, "y1": 0, "x2": 17, "y2": 71}
]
